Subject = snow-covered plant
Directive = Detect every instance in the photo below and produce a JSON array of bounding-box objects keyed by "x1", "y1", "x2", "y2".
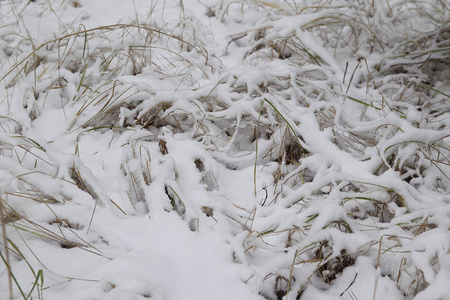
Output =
[{"x1": 0, "y1": 0, "x2": 448, "y2": 299}]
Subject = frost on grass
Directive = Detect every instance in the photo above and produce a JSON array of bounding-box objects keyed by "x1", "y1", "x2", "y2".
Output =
[{"x1": 0, "y1": 0, "x2": 449, "y2": 299}]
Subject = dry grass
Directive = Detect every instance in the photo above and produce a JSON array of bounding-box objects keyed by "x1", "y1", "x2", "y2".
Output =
[{"x1": 0, "y1": 0, "x2": 448, "y2": 299}]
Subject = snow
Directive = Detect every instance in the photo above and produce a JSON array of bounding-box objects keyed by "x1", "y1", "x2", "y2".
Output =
[{"x1": 0, "y1": 0, "x2": 449, "y2": 299}]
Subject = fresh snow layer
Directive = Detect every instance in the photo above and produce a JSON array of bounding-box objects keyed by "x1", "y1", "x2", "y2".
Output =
[{"x1": 0, "y1": 0, "x2": 449, "y2": 300}]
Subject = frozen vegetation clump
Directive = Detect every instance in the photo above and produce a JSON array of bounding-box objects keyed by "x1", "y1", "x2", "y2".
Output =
[{"x1": 0, "y1": 0, "x2": 448, "y2": 299}]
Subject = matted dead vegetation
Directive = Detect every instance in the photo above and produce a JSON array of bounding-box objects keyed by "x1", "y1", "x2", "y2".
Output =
[{"x1": 0, "y1": 0, "x2": 448, "y2": 299}]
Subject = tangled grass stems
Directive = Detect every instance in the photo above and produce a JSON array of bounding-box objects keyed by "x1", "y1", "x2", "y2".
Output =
[{"x1": 0, "y1": 0, "x2": 449, "y2": 298}]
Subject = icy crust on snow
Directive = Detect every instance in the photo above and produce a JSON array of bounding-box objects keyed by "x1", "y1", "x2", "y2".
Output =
[{"x1": 0, "y1": 0, "x2": 449, "y2": 299}]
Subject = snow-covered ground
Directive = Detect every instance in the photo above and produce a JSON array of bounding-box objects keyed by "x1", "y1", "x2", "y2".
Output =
[{"x1": 0, "y1": 0, "x2": 449, "y2": 299}]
